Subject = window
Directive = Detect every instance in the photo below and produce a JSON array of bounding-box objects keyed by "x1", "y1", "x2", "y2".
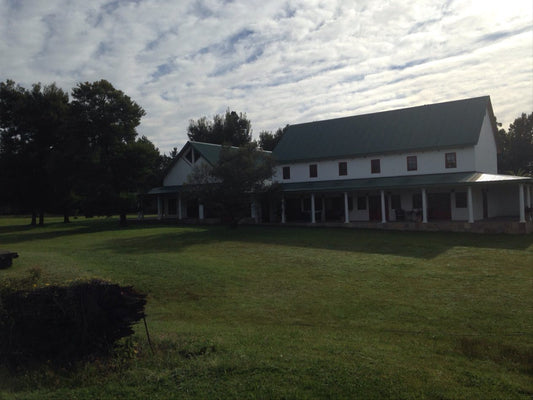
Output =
[
  {"x1": 282, "y1": 166, "x2": 290, "y2": 180},
  {"x1": 371, "y1": 159, "x2": 380, "y2": 173},
  {"x1": 407, "y1": 156, "x2": 417, "y2": 171},
  {"x1": 455, "y1": 192, "x2": 467, "y2": 208},
  {"x1": 309, "y1": 164, "x2": 318, "y2": 178},
  {"x1": 338, "y1": 161, "x2": 347, "y2": 176},
  {"x1": 412, "y1": 193, "x2": 422, "y2": 209},
  {"x1": 445, "y1": 152, "x2": 457, "y2": 168},
  {"x1": 357, "y1": 196, "x2": 367, "y2": 210},
  {"x1": 185, "y1": 149, "x2": 193, "y2": 163}
]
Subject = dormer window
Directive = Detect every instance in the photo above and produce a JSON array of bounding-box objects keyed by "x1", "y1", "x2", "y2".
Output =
[
  {"x1": 282, "y1": 166, "x2": 291, "y2": 180},
  {"x1": 338, "y1": 161, "x2": 347, "y2": 176},
  {"x1": 309, "y1": 164, "x2": 318, "y2": 178},
  {"x1": 445, "y1": 152, "x2": 457, "y2": 168},
  {"x1": 407, "y1": 156, "x2": 417, "y2": 171},
  {"x1": 371, "y1": 159, "x2": 380, "y2": 174}
]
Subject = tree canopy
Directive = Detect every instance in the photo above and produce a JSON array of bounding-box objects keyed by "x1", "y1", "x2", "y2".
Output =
[
  {"x1": 0, "y1": 80, "x2": 70, "y2": 224},
  {"x1": 186, "y1": 142, "x2": 276, "y2": 226},
  {"x1": 258, "y1": 125, "x2": 288, "y2": 151},
  {"x1": 496, "y1": 112, "x2": 533, "y2": 176},
  {"x1": 187, "y1": 109, "x2": 252, "y2": 146},
  {"x1": 0, "y1": 79, "x2": 164, "y2": 225}
]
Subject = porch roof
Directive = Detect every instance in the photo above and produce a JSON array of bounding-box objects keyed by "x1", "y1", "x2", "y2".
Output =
[{"x1": 280, "y1": 172, "x2": 532, "y2": 193}]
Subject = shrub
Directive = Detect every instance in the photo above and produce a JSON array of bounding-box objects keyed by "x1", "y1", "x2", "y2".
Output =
[{"x1": 0, "y1": 279, "x2": 146, "y2": 365}]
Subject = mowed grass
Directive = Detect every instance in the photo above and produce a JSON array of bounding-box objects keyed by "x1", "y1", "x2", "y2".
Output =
[{"x1": 0, "y1": 217, "x2": 532, "y2": 399}]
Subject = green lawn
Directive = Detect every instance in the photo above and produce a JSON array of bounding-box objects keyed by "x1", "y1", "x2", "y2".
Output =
[{"x1": 0, "y1": 217, "x2": 532, "y2": 399}]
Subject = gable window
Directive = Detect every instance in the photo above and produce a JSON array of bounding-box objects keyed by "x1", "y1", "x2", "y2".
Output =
[
  {"x1": 371, "y1": 159, "x2": 380, "y2": 174},
  {"x1": 282, "y1": 166, "x2": 290, "y2": 180},
  {"x1": 455, "y1": 192, "x2": 467, "y2": 208},
  {"x1": 407, "y1": 156, "x2": 417, "y2": 171},
  {"x1": 185, "y1": 149, "x2": 193, "y2": 163},
  {"x1": 445, "y1": 152, "x2": 457, "y2": 168},
  {"x1": 357, "y1": 196, "x2": 367, "y2": 210},
  {"x1": 338, "y1": 161, "x2": 348, "y2": 176},
  {"x1": 309, "y1": 164, "x2": 318, "y2": 178}
]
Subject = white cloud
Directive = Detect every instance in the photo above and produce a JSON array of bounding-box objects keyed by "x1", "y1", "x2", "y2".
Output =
[{"x1": 0, "y1": 0, "x2": 531, "y2": 153}]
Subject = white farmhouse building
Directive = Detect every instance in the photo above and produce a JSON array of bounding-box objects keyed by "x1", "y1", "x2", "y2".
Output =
[{"x1": 150, "y1": 96, "x2": 533, "y2": 233}]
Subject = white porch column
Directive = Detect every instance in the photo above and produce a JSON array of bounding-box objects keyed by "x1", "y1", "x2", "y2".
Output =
[
  {"x1": 178, "y1": 194, "x2": 182, "y2": 220},
  {"x1": 519, "y1": 184, "x2": 525, "y2": 223},
  {"x1": 199, "y1": 203, "x2": 204, "y2": 220},
  {"x1": 281, "y1": 195, "x2": 286, "y2": 224},
  {"x1": 380, "y1": 190, "x2": 386, "y2": 223},
  {"x1": 321, "y1": 196, "x2": 326, "y2": 222},
  {"x1": 467, "y1": 186, "x2": 474, "y2": 223},
  {"x1": 344, "y1": 192, "x2": 349, "y2": 223},
  {"x1": 526, "y1": 185, "x2": 531, "y2": 208},
  {"x1": 311, "y1": 193, "x2": 316, "y2": 223},
  {"x1": 422, "y1": 188, "x2": 428, "y2": 223},
  {"x1": 251, "y1": 200, "x2": 256, "y2": 222},
  {"x1": 157, "y1": 196, "x2": 162, "y2": 220}
]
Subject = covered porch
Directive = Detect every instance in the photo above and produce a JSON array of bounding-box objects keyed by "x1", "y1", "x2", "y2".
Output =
[{"x1": 278, "y1": 172, "x2": 533, "y2": 232}]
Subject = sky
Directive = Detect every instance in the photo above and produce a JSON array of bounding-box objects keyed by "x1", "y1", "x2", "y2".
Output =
[{"x1": 1, "y1": 0, "x2": 532, "y2": 154}]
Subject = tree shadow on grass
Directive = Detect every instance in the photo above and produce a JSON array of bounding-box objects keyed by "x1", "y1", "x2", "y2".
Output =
[
  {"x1": 1, "y1": 218, "x2": 531, "y2": 260},
  {"x1": 97, "y1": 225, "x2": 533, "y2": 260},
  {"x1": 0, "y1": 218, "x2": 177, "y2": 246}
]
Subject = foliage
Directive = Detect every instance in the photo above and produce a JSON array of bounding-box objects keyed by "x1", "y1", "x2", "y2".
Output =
[
  {"x1": 71, "y1": 80, "x2": 153, "y2": 225},
  {"x1": 0, "y1": 79, "x2": 163, "y2": 225},
  {"x1": 0, "y1": 276, "x2": 146, "y2": 365},
  {"x1": 0, "y1": 80, "x2": 70, "y2": 224},
  {"x1": 186, "y1": 142, "x2": 276, "y2": 225},
  {"x1": 187, "y1": 109, "x2": 252, "y2": 146},
  {"x1": 258, "y1": 125, "x2": 288, "y2": 151},
  {"x1": 496, "y1": 112, "x2": 533, "y2": 176}
]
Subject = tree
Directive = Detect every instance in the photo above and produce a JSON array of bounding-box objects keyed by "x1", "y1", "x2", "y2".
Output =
[
  {"x1": 497, "y1": 112, "x2": 533, "y2": 176},
  {"x1": 258, "y1": 125, "x2": 288, "y2": 151},
  {"x1": 70, "y1": 80, "x2": 151, "y2": 225},
  {"x1": 0, "y1": 80, "x2": 70, "y2": 225},
  {"x1": 187, "y1": 109, "x2": 252, "y2": 146},
  {"x1": 186, "y1": 142, "x2": 275, "y2": 226}
]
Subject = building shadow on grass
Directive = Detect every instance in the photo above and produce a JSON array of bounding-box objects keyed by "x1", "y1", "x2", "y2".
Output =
[
  {"x1": 97, "y1": 224, "x2": 533, "y2": 260},
  {"x1": 1, "y1": 218, "x2": 531, "y2": 260}
]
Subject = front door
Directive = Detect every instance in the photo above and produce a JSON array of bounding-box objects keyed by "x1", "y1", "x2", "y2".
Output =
[
  {"x1": 428, "y1": 193, "x2": 451, "y2": 220},
  {"x1": 368, "y1": 195, "x2": 389, "y2": 221}
]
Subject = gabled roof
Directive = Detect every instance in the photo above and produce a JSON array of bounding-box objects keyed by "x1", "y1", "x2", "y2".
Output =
[
  {"x1": 166, "y1": 141, "x2": 272, "y2": 173},
  {"x1": 273, "y1": 96, "x2": 496, "y2": 163}
]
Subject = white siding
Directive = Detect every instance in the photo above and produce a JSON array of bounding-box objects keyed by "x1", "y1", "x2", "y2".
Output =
[
  {"x1": 474, "y1": 111, "x2": 498, "y2": 173},
  {"x1": 274, "y1": 147, "x2": 476, "y2": 183},
  {"x1": 163, "y1": 157, "x2": 210, "y2": 186}
]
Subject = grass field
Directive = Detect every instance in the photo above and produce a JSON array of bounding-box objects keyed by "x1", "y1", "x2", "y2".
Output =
[{"x1": 0, "y1": 216, "x2": 532, "y2": 399}]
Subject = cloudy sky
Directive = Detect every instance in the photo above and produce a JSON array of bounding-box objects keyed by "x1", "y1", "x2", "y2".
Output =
[{"x1": 1, "y1": 0, "x2": 532, "y2": 153}]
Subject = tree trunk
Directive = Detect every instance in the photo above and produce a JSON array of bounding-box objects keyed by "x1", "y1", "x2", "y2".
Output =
[
  {"x1": 119, "y1": 213, "x2": 127, "y2": 226},
  {"x1": 30, "y1": 211, "x2": 37, "y2": 226},
  {"x1": 63, "y1": 212, "x2": 70, "y2": 223}
]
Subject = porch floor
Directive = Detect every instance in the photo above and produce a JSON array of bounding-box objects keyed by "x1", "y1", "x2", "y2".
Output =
[{"x1": 269, "y1": 218, "x2": 533, "y2": 234}]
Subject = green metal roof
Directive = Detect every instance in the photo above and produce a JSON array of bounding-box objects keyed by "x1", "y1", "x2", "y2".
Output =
[
  {"x1": 189, "y1": 141, "x2": 227, "y2": 165},
  {"x1": 273, "y1": 96, "x2": 496, "y2": 163},
  {"x1": 280, "y1": 172, "x2": 532, "y2": 193}
]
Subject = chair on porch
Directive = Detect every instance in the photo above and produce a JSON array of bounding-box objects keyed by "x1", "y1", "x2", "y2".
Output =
[{"x1": 395, "y1": 208, "x2": 405, "y2": 221}]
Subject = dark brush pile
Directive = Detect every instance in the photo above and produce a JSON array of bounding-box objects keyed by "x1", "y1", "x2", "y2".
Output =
[{"x1": 0, "y1": 279, "x2": 146, "y2": 364}]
